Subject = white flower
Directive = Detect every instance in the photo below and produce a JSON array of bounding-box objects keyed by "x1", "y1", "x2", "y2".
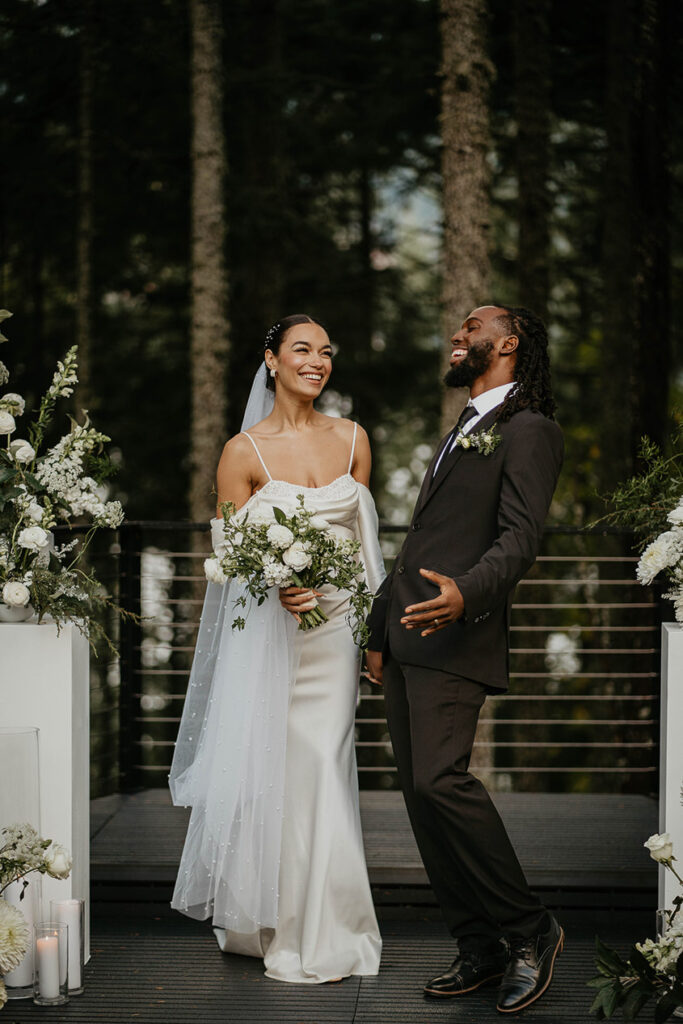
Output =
[
  {"x1": 0, "y1": 409, "x2": 16, "y2": 434},
  {"x1": 0, "y1": 898, "x2": 30, "y2": 974},
  {"x1": 644, "y1": 832, "x2": 674, "y2": 863},
  {"x1": 44, "y1": 842, "x2": 72, "y2": 879},
  {"x1": 282, "y1": 541, "x2": 312, "y2": 572},
  {"x1": 204, "y1": 557, "x2": 227, "y2": 585},
  {"x1": 459, "y1": 435, "x2": 472, "y2": 449},
  {"x1": 264, "y1": 561, "x2": 294, "y2": 587},
  {"x1": 637, "y1": 531, "x2": 683, "y2": 585},
  {"x1": 0, "y1": 392, "x2": 25, "y2": 416},
  {"x1": 667, "y1": 502, "x2": 683, "y2": 526},
  {"x1": 0, "y1": 360, "x2": 8, "y2": 386},
  {"x1": 0, "y1": 978, "x2": 7, "y2": 1008},
  {"x1": 267, "y1": 524, "x2": 295, "y2": 549},
  {"x1": 247, "y1": 505, "x2": 276, "y2": 527},
  {"x1": 9, "y1": 438, "x2": 35, "y2": 463},
  {"x1": 17, "y1": 526, "x2": 49, "y2": 552},
  {"x1": 27, "y1": 500, "x2": 44, "y2": 523},
  {"x1": 2, "y1": 580, "x2": 31, "y2": 607},
  {"x1": 308, "y1": 515, "x2": 331, "y2": 531}
]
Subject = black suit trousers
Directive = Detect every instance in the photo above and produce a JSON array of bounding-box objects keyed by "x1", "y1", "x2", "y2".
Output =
[{"x1": 383, "y1": 655, "x2": 549, "y2": 940}]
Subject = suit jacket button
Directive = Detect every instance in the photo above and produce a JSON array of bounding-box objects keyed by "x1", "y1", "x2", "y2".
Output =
[
  {"x1": 397, "y1": 566, "x2": 405, "y2": 574},
  {"x1": 412, "y1": 522, "x2": 421, "y2": 531}
]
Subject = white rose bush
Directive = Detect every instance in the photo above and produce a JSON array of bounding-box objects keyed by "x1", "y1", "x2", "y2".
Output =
[
  {"x1": 0, "y1": 309, "x2": 125, "y2": 642},
  {"x1": 0, "y1": 822, "x2": 72, "y2": 1008},
  {"x1": 205, "y1": 494, "x2": 373, "y2": 645},
  {"x1": 589, "y1": 834, "x2": 683, "y2": 1020}
]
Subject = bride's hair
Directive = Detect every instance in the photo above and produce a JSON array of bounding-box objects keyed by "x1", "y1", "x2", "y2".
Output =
[{"x1": 264, "y1": 313, "x2": 326, "y2": 391}]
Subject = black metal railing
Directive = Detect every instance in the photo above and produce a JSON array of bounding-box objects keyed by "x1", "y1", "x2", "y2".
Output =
[{"x1": 76, "y1": 521, "x2": 660, "y2": 798}]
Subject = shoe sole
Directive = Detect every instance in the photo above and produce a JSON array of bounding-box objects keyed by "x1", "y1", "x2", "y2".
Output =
[
  {"x1": 496, "y1": 927, "x2": 564, "y2": 1014},
  {"x1": 424, "y1": 972, "x2": 504, "y2": 998}
]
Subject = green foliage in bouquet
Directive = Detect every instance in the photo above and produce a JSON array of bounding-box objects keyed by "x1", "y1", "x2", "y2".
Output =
[{"x1": 0, "y1": 310, "x2": 126, "y2": 646}]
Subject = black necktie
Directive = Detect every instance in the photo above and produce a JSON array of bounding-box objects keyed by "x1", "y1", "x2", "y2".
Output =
[{"x1": 432, "y1": 404, "x2": 478, "y2": 479}]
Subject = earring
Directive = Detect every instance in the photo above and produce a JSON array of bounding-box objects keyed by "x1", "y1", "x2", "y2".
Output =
[{"x1": 270, "y1": 368, "x2": 276, "y2": 379}]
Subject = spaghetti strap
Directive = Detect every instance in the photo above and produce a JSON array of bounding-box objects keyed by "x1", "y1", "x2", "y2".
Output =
[
  {"x1": 241, "y1": 432, "x2": 273, "y2": 481},
  {"x1": 347, "y1": 422, "x2": 358, "y2": 474}
]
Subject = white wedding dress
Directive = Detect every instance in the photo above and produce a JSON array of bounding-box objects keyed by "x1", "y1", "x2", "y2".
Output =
[{"x1": 170, "y1": 424, "x2": 383, "y2": 984}]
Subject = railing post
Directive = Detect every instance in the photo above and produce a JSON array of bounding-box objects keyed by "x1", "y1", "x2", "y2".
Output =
[{"x1": 118, "y1": 523, "x2": 142, "y2": 792}]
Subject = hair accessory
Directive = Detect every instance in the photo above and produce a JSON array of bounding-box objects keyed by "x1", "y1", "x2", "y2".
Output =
[{"x1": 265, "y1": 322, "x2": 281, "y2": 350}]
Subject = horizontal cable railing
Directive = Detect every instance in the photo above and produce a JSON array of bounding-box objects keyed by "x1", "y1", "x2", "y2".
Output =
[{"x1": 79, "y1": 521, "x2": 661, "y2": 797}]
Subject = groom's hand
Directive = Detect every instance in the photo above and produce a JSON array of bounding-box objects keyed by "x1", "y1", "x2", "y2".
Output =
[
  {"x1": 365, "y1": 649, "x2": 383, "y2": 686},
  {"x1": 400, "y1": 568, "x2": 465, "y2": 637}
]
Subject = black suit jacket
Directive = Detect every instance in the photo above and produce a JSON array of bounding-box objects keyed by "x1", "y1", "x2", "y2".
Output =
[{"x1": 367, "y1": 405, "x2": 564, "y2": 691}]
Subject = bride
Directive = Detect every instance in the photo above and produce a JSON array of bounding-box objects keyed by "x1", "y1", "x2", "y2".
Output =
[{"x1": 169, "y1": 314, "x2": 384, "y2": 984}]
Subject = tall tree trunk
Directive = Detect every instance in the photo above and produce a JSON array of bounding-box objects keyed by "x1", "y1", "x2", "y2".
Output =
[
  {"x1": 630, "y1": 0, "x2": 671, "y2": 460},
  {"x1": 439, "y1": 0, "x2": 494, "y2": 781},
  {"x1": 189, "y1": 0, "x2": 229, "y2": 523},
  {"x1": 76, "y1": 0, "x2": 94, "y2": 413},
  {"x1": 439, "y1": 0, "x2": 494, "y2": 432},
  {"x1": 514, "y1": 0, "x2": 551, "y2": 320}
]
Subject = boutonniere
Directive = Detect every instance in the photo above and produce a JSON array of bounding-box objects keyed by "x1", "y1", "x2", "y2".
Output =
[{"x1": 453, "y1": 427, "x2": 502, "y2": 456}]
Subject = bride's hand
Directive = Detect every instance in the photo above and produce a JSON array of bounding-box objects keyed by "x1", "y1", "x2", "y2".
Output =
[{"x1": 279, "y1": 586, "x2": 322, "y2": 622}]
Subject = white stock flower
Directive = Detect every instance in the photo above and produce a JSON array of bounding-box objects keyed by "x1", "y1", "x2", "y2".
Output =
[
  {"x1": 0, "y1": 898, "x2": 30, "y2": 974},
  {"x1": 637, "y1": 531, "x2": 683, "y2": 585},
  {"x1": 247, "y1": 505, "x2": 276, "y2": 527},
  {"x1": 0, "y1": 409, "x2": 16, "y2": 434},
  {"x1": 263, "y1": 561, "x2": 294, "y2": 587},
  {"x1": 44, "y1": 842, "x2": 72, "y2": 879},
  {"x1": 667, "y1": 502, "x2": 683, "y2": 526},
  {"x1": 644, "y1": 832, "x2": 674, "y2": 863},
  {"x1": 267, "y1": 524, "x2": 295, "y2": 549},
  {"x1": 282, "y1": 541, "x2": 312, "y2": 572},
  {"x1": 9, "y1": 438, "x2": 36, "y2": 464},
  {"x1": 204, "y1": 557, "x2": 227, "y2": 585},
  {"x1": 1, "y1": 392, "x2": 25, "y2": 416},
  {"x1": 2, "y1": 580, "x2": 31, "y2": 607},
  {"x1": 0, "y1": 360, "x2": 9, "y2": 386},
  {"x1": 17, "y1": 526, "x2": 49, "y2": 552}
]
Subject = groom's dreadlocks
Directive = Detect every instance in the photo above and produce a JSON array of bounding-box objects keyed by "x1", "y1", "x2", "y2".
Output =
[{"x1": 494, "y1": 306, "x2": 557, "y2": 422}]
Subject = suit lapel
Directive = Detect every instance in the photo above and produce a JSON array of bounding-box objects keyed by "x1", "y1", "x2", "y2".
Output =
[
  {"x1": 414, "y1": 429, "x2": 455, "y2": 515},
  {"x1": 417, "y1": 406, "x2": 501, "y2": 514}
]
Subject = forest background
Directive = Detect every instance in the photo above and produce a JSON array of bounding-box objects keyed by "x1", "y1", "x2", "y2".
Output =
[{"x1": 1, "y1": 0, "x2": 681, "y2": 530}]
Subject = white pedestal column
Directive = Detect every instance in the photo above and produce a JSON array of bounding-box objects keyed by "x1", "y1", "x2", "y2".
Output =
[
  {"x1": 660, "y1": 622, "x2": 683, "y2": 912},
  {"x1": 0, "y1": 622, "x2": 90, "y2": 958}
]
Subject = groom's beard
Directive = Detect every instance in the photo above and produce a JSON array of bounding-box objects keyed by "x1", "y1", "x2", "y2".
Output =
[{"x1": 444, "y1": 339, "x2": 494, "y2": 388}]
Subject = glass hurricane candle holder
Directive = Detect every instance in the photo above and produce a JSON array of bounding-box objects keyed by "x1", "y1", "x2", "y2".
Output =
[
  {"x1": 32, "y1": 922, "x2": 69, "y2": 1006},
  {"x1": 50, "y1": 899, "x2": 84, "y2": 994}
]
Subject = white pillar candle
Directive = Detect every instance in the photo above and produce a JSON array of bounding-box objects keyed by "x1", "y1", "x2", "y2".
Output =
[
  {"x1": 51, "y1": 899, "x2": 82, "y2": 991},
  {"x1": 3, "y1": 879, "x2": 34, "y2": 989},
  {"x1": 36, "y1": 935, "x2": 60, "y2": 1000}
]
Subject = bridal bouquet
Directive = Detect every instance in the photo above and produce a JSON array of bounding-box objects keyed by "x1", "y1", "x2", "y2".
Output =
[
  {"x1": 204, "y1": 495, "x2": 373, "y2": 646},
  {"x1": 589, "y1": 834, "x2": 683, "y2": 1021},
  {"x1": 0, "y1": 309, "x2": 124, "y2": 641},
  {"x1": 0, "y1": 823, "x2": 72, "y2": 1009}
]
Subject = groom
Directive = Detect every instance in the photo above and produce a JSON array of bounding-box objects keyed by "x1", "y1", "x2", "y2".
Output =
[{"x1": 366, "y1": 305, "x2": 564, "y2": 1014}]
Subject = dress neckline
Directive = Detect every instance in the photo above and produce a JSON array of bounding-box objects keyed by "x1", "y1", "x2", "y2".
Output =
[{"x1": 257, "y1": 472, "x2": 356, "y2": 493}]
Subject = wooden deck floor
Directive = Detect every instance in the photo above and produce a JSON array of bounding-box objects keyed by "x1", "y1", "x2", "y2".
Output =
[
  {"x1": 3, "y1": 903, "x2": 658, "y2": 1024},
  {"x1": 90, "y1": 789, "x2": 658, "y2": 896}
]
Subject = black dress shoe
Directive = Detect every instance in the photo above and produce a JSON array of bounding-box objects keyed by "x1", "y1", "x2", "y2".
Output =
[
  {"x1": 496, "y1": 915, "x2": 564, "y2": 1014},
  {"x1": 424, "y1": 937, "x2": 507, "y2": 998}
]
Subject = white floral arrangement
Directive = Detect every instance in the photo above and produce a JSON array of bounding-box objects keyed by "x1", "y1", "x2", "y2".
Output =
[
  {"x1": 636, "y1": 499, "x2": 683, "y2": 622},
  {"x1": 204, "y1": 494, "x2": 373, "y2": 645},
  {"x1": 453, "y1": 426, "x2": 501, "y2": 456},
  {"x1": 0, "y1": 309, "x2": 125, "y2": 641},
  {"x1": 589, "y1": 832, "x2": 683, "y2": 1019},
  {"x1": 0, "y1": 823, "x2": 72, "y2": 1009}
]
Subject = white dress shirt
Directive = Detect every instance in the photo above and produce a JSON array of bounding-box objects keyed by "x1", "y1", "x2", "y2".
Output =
[{"x1": 432, "y1": 381, "x2": 516, "y2": 477}]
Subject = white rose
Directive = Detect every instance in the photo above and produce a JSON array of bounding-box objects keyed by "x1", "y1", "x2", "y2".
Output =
[
  {"x1": 9, "y1": 439, "x2": 35, "y2": 464},
  {"x1": 44, "y1": 841, "x2": 72, "y2": 879},
  {"x1": 2, "y1": 580, "x2": 31, "y2": 607},
  {"x1": 27, "y1": 500, "x2": 44, "y2": 523},
  {"x1": 308, "y1": 515, "x2": 330, "y2": 531},
  {"x1": 1, "y1": 393, "x2": 25, "y2": 416},
  {"x1": 0, "y1": 410, "x2": 15, "y2": 435},
  {"x1": 644, "y1": 832, "x2": 674, "y2": 863},
  {"x1": 267, "y1": 524, "x2": 295, "y2": 549},
  {"x1": 17, "y1": 526, "x2": 49, "y2": 552},
  {"x1": 668, "y1": 504, "x2": 683, "y2": 526},
  {"x1": 204, "y1": 557, "x2": 227, "y2": 585},
  {"x1": 282, "y1": 541, "x2": 312, "y2": 572}
]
